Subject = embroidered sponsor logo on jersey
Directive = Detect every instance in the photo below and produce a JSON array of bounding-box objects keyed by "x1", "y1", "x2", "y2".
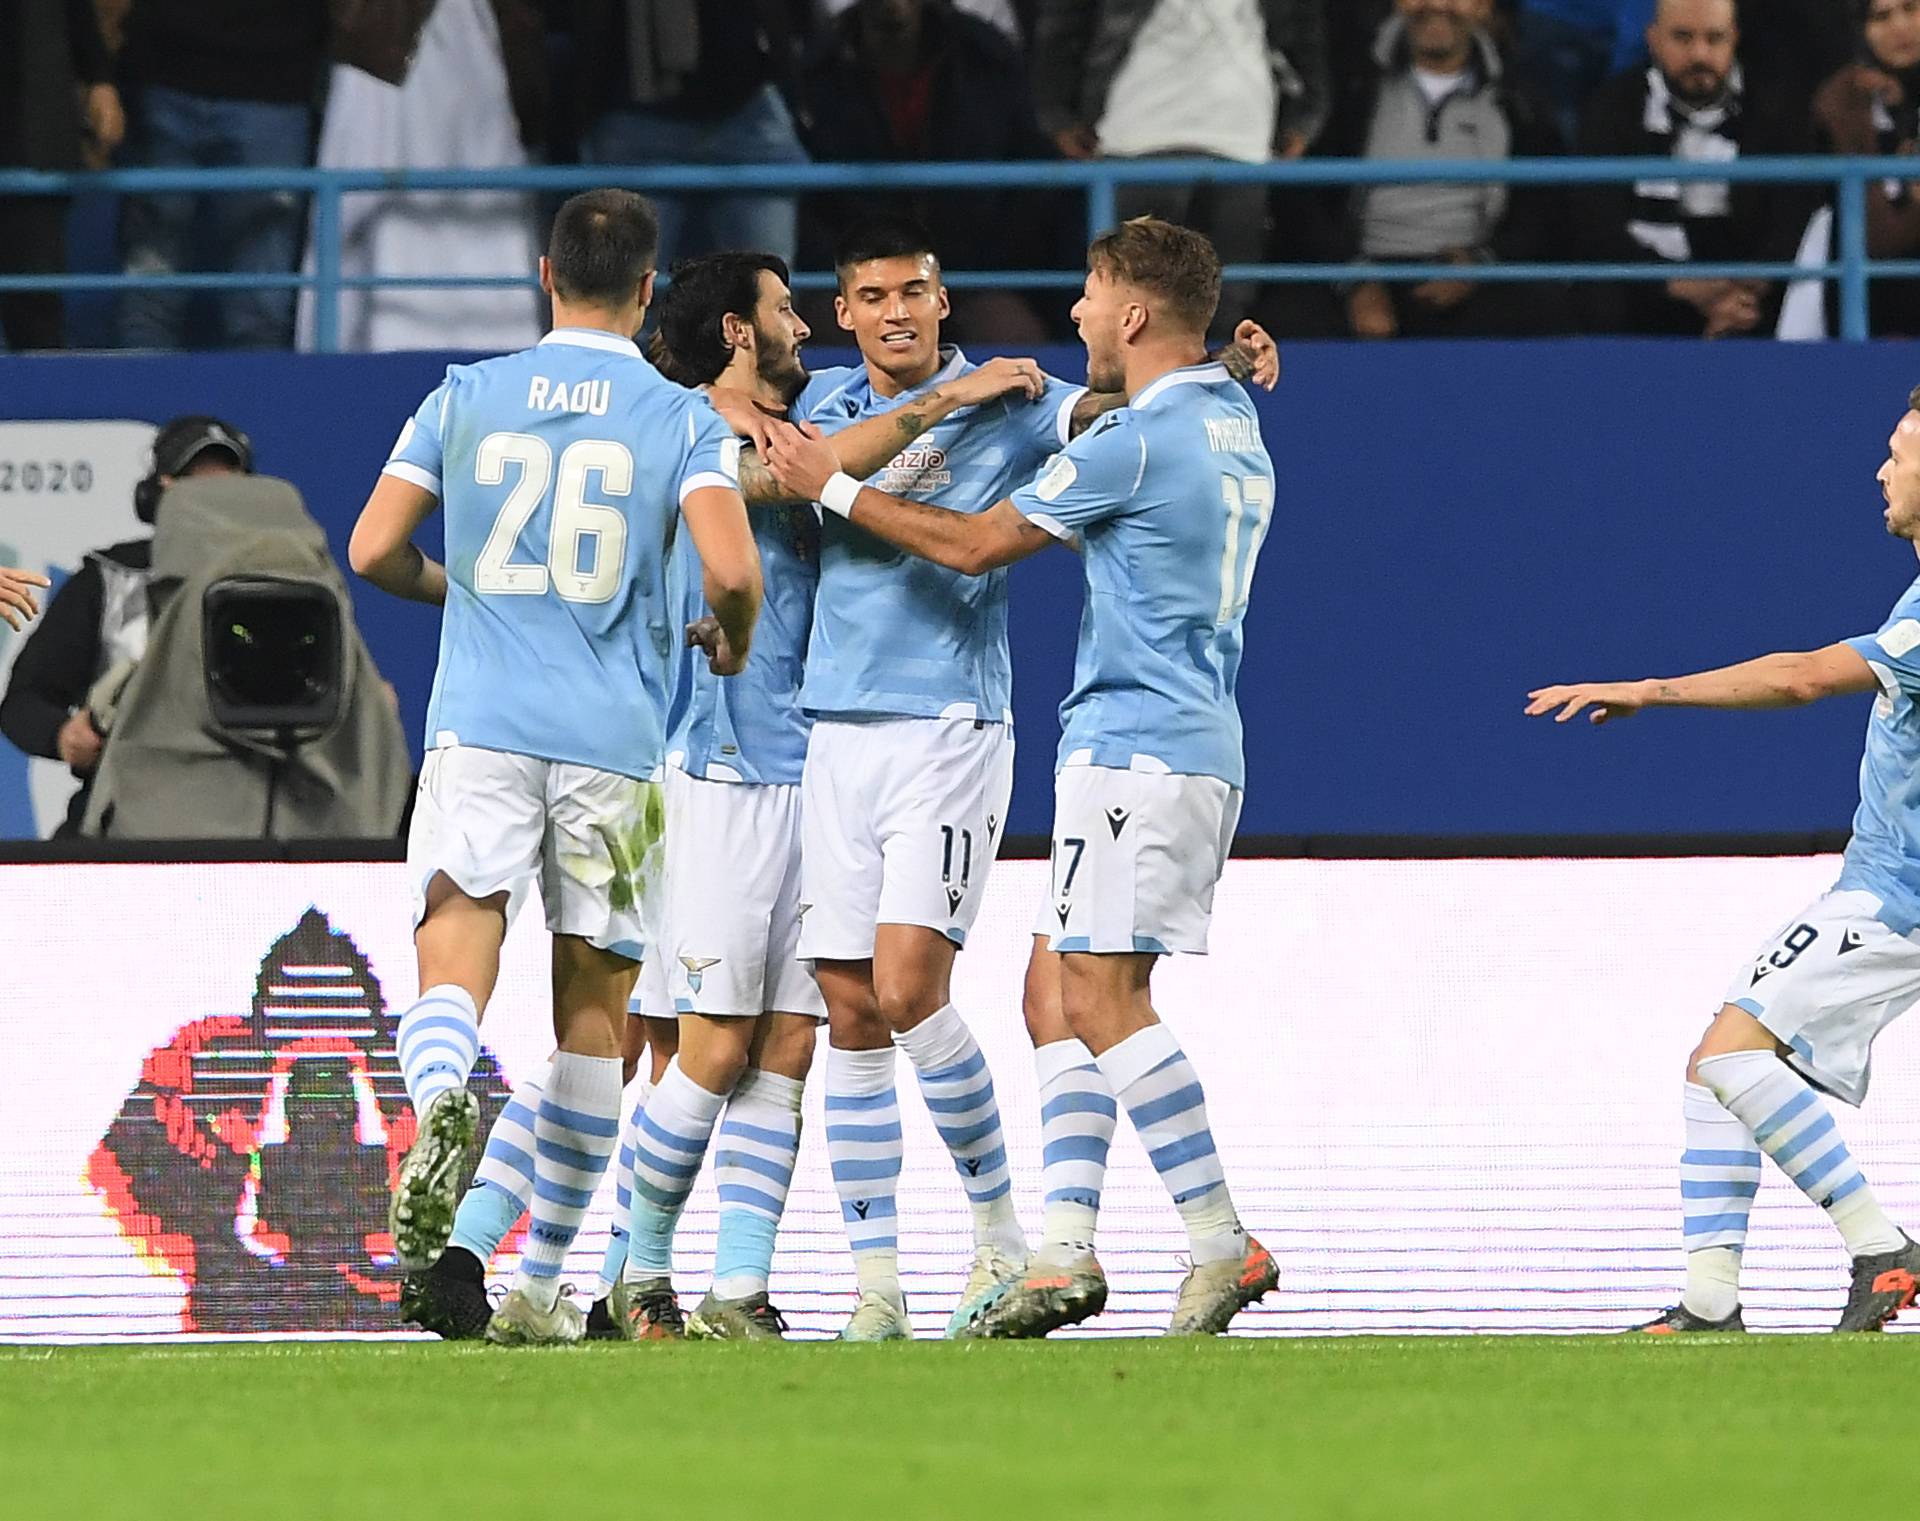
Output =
[{"x1": 877, "y1": 443, "x2": 951, "y2": 492}]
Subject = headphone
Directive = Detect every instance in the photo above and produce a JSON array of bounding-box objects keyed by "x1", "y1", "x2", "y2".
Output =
[{"x1": 134, "y1": 415, "x2": 255, "y2": 525}]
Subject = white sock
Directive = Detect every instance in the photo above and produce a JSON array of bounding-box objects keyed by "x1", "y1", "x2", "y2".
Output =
[
  {"x1": 395, "y1": 984, "x2": 480, "y2": 1115},
  {"x1": 825, "y1": 1045, "x2": 903, "y2": 1300},
  {"x1": 1034, "y1": 1039, "x2": 1116, "y2": 1265},
  {"x1": 1097, "y1": 1023, "x2": 1246, "y2": 1265},
  {"x1": 623, "y1": 1059, "x2": 727, "y2": 1284},
  {"x1": 513, "y1": 1052, "x2": 623, "y2": 1312},
  {"x1": 894, "y1": 1004, "x2": 1024, "y2": 1258},
  {"x1": 595, "y1": 1082, "x2": 649, "y2": 1302},
  {"x1": 1678, "y1": 1081, "x2": 1760, "y2": 1321},
  {"x1": 712, "y1": 1069, "x2": 804, "y2": 1300},
  {"x1": 1697, "y1": 1050, "x2": 1906, "y2": 1258}
]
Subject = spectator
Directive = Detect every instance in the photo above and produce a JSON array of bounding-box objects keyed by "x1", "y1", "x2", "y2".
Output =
[
  {"x1": 1810, "y1": 0, "x2": 1920, "y2": 335},
  {"x1": 1030, "y1": 0, "x2": 1331, "y2": 336},
  {"x1": 1511, "y1": 2, "x2": 1654, "y2": 142},
  {"x1": 0, "y1": 1, "x2": 122, "y2": 351},
  {"x1": 300, "y1": 0, "x2": 547, "y2": 352},
  {"x1": 116, "y1": 0, "x2": 327, "y2": 350},
  {"x1": 817, "y1": 0, "x2": 1025, "y2": 38},
  {"x1": 571, "y1": 0, "x2": 811, "y2": 266},
  {"x1": 0, "y1": 415, "x2": 249, "y2": 837},
  {"x1": 0, "y1": 568, "x2": 50, "y2": 632},
  {"x1": 796, "y1": 0, "x2": 1061, "y2": 341},
  {"x1": 1572, "y1": 0, "x2": 1819, "y2": 336},
  {"x1": 1320, "y1": 0, "x2": 1563, "y2": 339}
]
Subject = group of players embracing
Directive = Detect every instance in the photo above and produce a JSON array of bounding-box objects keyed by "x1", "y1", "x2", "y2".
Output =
[{"x1": 348, "y1": 187, "x2": 1284, "y2": 1345}]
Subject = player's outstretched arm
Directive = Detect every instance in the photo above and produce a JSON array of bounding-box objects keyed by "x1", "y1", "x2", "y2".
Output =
[
  {"x1": 681, "y1": 483, "x2": 762, "y2": 675},
  {"x1": 723, "y1": 357, "x2": 1049, "y2": 507},
  {"x1": 763, "y1": 422, "x2": 1053, "y2": 575},
  {"x1": 348, "y1": 476, "x2": 447, "y2": 605},
  {"x1": 1526, "y1": 643, "x2": 1878, "y2": 725},
  {"x1": 0, "y1": 566, "x2": 51, "y2": 631}
]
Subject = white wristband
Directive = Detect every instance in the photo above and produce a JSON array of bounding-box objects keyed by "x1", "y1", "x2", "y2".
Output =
[{"x1": 819, "y1": 471, "x2": 861, "y2": 519}]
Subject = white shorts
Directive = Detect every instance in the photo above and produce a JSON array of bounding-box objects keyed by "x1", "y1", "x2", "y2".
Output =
[
  {"x1": 1037, "y1": 765, "x2": 1242, "y2": 956},
  {"x1": 799, "y1": 716, "x2": 1015, "y2": 959},
  {"x1": 1722, "y1": 887, "x2": 1920, "y2": 1107},
  {"x1": 660, "y1": 765, "x2": 824, "y2": 1019},
  {"x1": 631, "y1": 953, "x2": 673, "y2": 1021},
  {"x1": 406, "y1": 744, "x2": 662, "y2": 961}
]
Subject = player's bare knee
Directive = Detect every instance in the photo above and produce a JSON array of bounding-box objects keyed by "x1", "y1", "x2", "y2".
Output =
[
  {"x1": 755, "y1": 1013, "x2": 819, "y2": 1082},
  {"x1": 1690, "y1": 1004, "x2": 1787, "y2": 1081},
  {"x1": 1023, "y1": 936, "x2": 1068, "y2": 1046}
]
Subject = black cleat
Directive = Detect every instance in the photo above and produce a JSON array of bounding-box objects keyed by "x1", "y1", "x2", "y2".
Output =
[
  {"x1": 1835, "y1": 1234, "x2": 1920, "y2": 1332},
  {"x1": 1631, "y1": 1304, "x2": 1746, "y2": 1335},
  {"x1": 401, "y1": 1245, "x2": 493, "y2": 1340},
  {"x1": 585, "y1": 1296, "x2": 623, "y2": 1340}
]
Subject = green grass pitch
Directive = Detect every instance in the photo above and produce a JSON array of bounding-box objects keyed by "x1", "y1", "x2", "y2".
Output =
[{"x1": 3, "y1": 1336, "x2": 1910, "y2": 1519}]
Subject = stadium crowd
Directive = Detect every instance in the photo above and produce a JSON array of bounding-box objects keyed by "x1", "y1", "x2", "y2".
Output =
[{"x1": 0, "y1": 0, "x2": 1912, "y2": 348}]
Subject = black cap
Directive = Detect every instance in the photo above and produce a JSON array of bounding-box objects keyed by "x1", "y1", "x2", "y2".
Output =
[{"x1": 152, "y1": 415, "x2": 253, "y2": 479}]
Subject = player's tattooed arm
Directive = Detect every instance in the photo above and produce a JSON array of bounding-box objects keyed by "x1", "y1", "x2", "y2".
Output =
[
  {"x1": 763, "y1": 422, "x2": 1052, "y2": 575},
  {"x1": 349, "y1": 474, "x2": 447, "y2": 605},
  {"x1": 1525, "y1": 643, "x2": 1879, "y2": 725},
  {"x1": 727, "y1": 357, "x2": 1049, "y2": 506}
]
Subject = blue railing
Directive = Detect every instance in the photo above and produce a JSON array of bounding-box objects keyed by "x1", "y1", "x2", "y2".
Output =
[{"x1": 0, "y1": 156, "x2": 1914, "y2": 347}]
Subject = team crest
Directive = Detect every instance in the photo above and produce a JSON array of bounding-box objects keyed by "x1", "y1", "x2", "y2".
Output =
[{"x1": 679, "y1": 955, "x2": 721, "y2": 994}]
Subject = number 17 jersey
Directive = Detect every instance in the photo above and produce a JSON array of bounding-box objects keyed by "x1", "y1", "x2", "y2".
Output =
[{"x1": 383, "y1": 328, "x2": 741, "y2": 780}]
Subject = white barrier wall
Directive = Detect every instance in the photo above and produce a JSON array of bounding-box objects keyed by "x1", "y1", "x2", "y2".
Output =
[{"x1": 3, "y1": 856, "x2": 1917, "y2": 1341}]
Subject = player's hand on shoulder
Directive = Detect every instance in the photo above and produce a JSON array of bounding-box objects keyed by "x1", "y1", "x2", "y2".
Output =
[
  {"x1": 702, "y1": 386, "x2": 773, "y2": 453},
  {"x1": 687, "y1": 615, "x2": 749, "y2": 677},
  {"x1": 763, "y1": 418, "x2": 843, "y2": 502},
  {"x1": 944, "y1": 356, "x2": 1046, "y2": 409},
  {"x1": 1223, "y1": 321, "x2": 1280, "y2": 391},
  {"x1": 0, "y1": 565, "x2": 50, "y2": 630},
  {"x1": 1524, "y1": 681, "x2": 1648, "y2": 725}
]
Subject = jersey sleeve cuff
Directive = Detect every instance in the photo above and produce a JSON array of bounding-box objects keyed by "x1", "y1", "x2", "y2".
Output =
[
  {"x1": 1053, "y1": 387, "x2": 1086, "y2": 446},
  {"x1": 1012, "y1": 497, "x2": 1077, "y2": 543},
  {"x1": 381, "y1": 460, "x2": 440, "y2": 494},
  {"x1": 679, "y1": 470, "x2": 737, "y2": 504}
]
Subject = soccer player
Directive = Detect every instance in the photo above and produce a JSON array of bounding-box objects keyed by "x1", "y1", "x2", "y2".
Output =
[
  {"x1": 614, "y1": 250, "x2": 1063, "y2": 1340},
  {"x1": 347, "y1": 188, "x2": 761, "y2": 1347},
  {"x1": 765, "y1": 215, "x2": 1282, "y2": 1336},
  {"x1": 1526, "y1": 390, "x2": 1920, "y2": 1335}
]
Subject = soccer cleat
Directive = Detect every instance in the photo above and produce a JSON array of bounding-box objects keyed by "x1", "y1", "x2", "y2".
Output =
[
  {"x1": 1165, "y1": 1236, "x2": 1279, "y2": 1336},
  {"x1": 389, "y1": 1088, "x2": 479, "y2": 1272},
  {"x1": 485, "y1": 1286, "x2": 585, "y2": 1347},
  {"x1": 945, "y1": 1244, "x2": 1027, "y2": 1339},
  {"x1": 1631, "y1": 1304, "x2": 1747, "y2": 1335},
  {"x1": 973, "y1": 1250, "x2": 1109, "y2": 1340},
  {"x1": 621, "y1": 1277, "x2": 686, "y2": 1341},
  {"x1": 839, "y1": 1288, "x2": 912, "y2": 1342},
  {"x1": 686, "y1": 1290, "x2": 790, "y2": 1342},
  {"x1": 399, "y1": 1244, "x2": 493, "y2": 1340},
  {"x1": 1835, "y1": 1234, "x2": 1920, "y2": 1332}
]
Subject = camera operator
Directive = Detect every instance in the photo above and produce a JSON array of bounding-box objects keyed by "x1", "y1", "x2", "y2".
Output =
[{"x1": 0, "y1": 415, "x2": 250, "y2": 837}]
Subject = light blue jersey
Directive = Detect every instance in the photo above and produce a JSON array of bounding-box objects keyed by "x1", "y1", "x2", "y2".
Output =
[
  {"x1": 668, "y1": 498, "x2": 819, "y2": 785},
  {"x1": 1009, "y1": 361, "x2": 1275, "y2": 788},
  {"x1": 384, "y1": 328, "x2": 741, "y2": 779},
  {"x1": 1839, "y1": 575, "x2": 1920, "y2": 933},
  {"x1": 793, "y1": 347, "x2": 1082, "y2": 721}
]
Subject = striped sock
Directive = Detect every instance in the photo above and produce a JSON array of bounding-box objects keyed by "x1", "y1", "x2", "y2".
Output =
[
  {"x1": 895, "y1": 1004, "x2": 1023, "y2": 1257},
  {"x1": 514, "y1": 1053, "x2": 622, "y2": 1312},
  {"x1": 624, "y1": 1059, "x2": 726, "y2": 1284},
  {"x1": 826, "y1": 1045, "x2": 903, "y2": 1299},
  {"x1": 712, "y1": 1069, "x2": 804, "y2": 1300},
  {"x1": 1698, "y1": 1050, "x2": 1905, "y2": 1257},
  {"x1": 1679, "y1": 1081, "x2": 1761, "y2": 1321},
  {"x1": 596, "y1": 1084, "x2": 648, "y2": 1301},
  {"x1": 1097, "y1": 1023, "x2": 1246, "y2": 1265},
  {"x1": 395, "y1": 985, "x2": 480, "y2": 1116},
  {"x1": 1035, "y1": 1039, "x2": 1117, "y2": 1264}
]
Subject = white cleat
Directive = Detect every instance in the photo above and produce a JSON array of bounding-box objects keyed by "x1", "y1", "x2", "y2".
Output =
[
  {"x1": 838, "y1": 1288, "x2": 912, "y2": 1342},
  {"x1": 945, "y1": 1244, "x2": 1026, "y2": 1339},
  {"x1": 485, "y1": 1286, "x2": 586, "y2": 1347}
]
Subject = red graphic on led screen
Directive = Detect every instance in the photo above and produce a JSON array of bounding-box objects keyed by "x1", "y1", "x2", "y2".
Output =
[{"x1": 85, "y1": 908, "x2": 513, "y2": 1332}]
